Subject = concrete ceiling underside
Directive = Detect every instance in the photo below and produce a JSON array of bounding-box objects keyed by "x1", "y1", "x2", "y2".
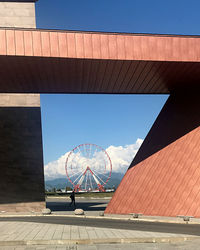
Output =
[{"x1": 0, "y1": 28, "x2": 200, "y2": 94}]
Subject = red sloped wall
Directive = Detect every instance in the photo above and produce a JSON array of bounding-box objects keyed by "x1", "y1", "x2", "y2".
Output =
[{"x1": 105, "y1": 93, "x2": 200, "y2": 217}]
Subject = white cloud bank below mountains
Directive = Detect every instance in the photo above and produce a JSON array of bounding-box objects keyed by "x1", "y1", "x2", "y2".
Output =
[{"x1": 44, "y1": 138, "x2": 143, "y2": 180}]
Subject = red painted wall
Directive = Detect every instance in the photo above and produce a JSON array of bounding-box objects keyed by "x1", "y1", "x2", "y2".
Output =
[{"x1": 105, "y1": 93, "x2": 200, "y2": 217}]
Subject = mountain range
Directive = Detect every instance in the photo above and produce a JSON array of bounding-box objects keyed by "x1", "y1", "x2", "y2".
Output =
[{"x1": 45, "y1": 172, "x2": 125, "y2": 190}]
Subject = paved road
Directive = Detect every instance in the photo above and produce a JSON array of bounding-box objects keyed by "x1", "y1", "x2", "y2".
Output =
[
  {"x1": 46, "y1": 197, "x2": 110, "y2": 212},
  {"x1": 1, "y1": 216, "x2": 200, "y2": 236}
]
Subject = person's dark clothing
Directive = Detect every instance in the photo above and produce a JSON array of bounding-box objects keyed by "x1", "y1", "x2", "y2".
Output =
[{"x1": 69, "y1": 191, "x2": 76, "y2": 207}]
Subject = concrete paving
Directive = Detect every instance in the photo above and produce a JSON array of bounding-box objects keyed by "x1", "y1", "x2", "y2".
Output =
[
  {"x1": 0, "y1": 220, "x2": 198, "y2": 246},
  {"x1": 2, "y1": 240, "x2": 200, "y2": 249},
  {"x1": 0, "y1": 198, "x2": 200, "y2": 249}
]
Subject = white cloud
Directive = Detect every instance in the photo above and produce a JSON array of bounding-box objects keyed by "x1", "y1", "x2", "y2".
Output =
[
  {"x1": 106, "y1": 138, "x2": 143, "y2": 173},
  {"x1": 44, "y1": 138, "x2": 143, "y2": 180},
  {"x1": 44, "y1": 152, "x2": 70, "y2": 180}
]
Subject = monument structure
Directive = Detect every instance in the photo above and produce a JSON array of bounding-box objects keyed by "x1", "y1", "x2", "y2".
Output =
[
  {"x1": 0, "y1": 0, "x2": 45, "y2": 212},
  {"x1": 0, "y1": 0, "x2": 200, "y2": 217}
]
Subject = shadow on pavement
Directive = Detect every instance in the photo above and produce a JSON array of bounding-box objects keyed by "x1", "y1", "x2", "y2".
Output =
[{"x1": 46, "y1": 201, "x2": 107, "y2": 212}]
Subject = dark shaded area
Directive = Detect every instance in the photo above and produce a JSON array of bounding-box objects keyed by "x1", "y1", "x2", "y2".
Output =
[
  {"x1": 1, "y1": 216, "x2": 200, "y2": 236},
  {"x1": 0, "y1": 107, "x2": 45, "y2": 204},
  {"x1": 46, "y1": 199, "x2": 108, "y2": 212},
  {"x1": 0, "y1": 55, "x2": 200, "y2": 94},
  {"x1": 130, "y1": 92, "x2": 200, "y2": 168}
]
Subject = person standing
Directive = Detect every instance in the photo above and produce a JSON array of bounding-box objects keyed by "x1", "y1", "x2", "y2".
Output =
[{"x1": 69, "y1": 190, "x2": 76, "y2": 207}]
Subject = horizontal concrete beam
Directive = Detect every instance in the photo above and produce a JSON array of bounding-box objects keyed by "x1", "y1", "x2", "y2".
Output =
[
  {"x1": 0, "y1": 94, "x2": 40, "y2": 107},
  {"x1": 0, "y1": 2, "x2": 35, "y2": 28}
]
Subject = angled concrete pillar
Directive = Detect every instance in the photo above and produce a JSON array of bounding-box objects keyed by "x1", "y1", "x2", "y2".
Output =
[
  {"x1": 106, "y1": 93, "x2": 200, "y2": 217},
  {"x1": 0, "y1": 0, "x2": 45, "y2": 212}
]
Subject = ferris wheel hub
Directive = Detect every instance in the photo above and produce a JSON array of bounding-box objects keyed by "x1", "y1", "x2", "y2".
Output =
[{"x1": 65, "y1": 143, "x2": 112, "y2": 192}]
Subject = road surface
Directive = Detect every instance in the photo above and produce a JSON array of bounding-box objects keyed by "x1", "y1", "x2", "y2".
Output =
[
  {"x1": 46, "y1": 197, "x2": 110, "y2": 212},
  {"x1": 0, "y1": 216, "x2": 200, "y2": 236}
]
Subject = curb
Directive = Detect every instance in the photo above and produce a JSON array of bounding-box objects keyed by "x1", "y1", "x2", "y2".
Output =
[
  {"x1": 1, "y1": 213, "x2": 200, "y2": 225},
  {"x1": 0, "y1": 236, "x2": 199, "y2": 246}
]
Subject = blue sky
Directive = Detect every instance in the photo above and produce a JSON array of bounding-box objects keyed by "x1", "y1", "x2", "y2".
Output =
[
  {"x1": 35, "y1": 0, "x2": 197, "y2": 167},
  {"x1": 36, "y1": 0, "x2": 200, "y2": 35},
  {"x1": 41, "y1": 95, "x2": 168, "y2": 165}
]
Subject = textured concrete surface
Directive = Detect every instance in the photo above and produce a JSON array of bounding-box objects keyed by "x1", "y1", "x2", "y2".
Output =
[
  {"x1": 2, "y1": 241, "x2": 200, "y2": 250},
  {"x1": 0, "y1": 94, "x2": 40, "y2": 107},
  {"x1": 0, "y1": 220, "x2": 197, "y2": 246},
  {"x1": 106, "y1": 93, "x2": 200, "y2": 217},
  {"x1": 0, "y1": 107, "x2": 45, "y2": 212},
  {"x1": 0, "y1": 2, "x2": 36, "y2": 28},
  {"x1": 0, "y1": 0, "x2": 44, "y2": 213},
  {"x1": 0, "y1": 204, "x2": 200, "y2": 249},
  {"x1": 0, "y1": 1, "x2": 44, "y2": 212}
]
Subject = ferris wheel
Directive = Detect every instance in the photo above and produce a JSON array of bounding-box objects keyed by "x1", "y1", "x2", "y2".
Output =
[{"x1": 65, "y1": 143, "x2": 112, "y2": 192}]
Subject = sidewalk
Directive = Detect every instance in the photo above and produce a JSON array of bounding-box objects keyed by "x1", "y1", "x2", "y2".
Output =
[
  {"x1": 0, "y1": 220, "x2": 198, "y2": 247},
  {"x1": 1, "y1": 198, "x2": 200, "y2": 248}
]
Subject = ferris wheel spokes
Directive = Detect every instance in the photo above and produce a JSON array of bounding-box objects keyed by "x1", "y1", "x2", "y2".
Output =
[
  {"x1": 65, "y1": 143, "x2": 112, "y2": 192},
  {"x1": 73, "y1": 171, "x2": 85, "y2": 186},
  {"x1": 92, "y1": 169, "x2": 107, "y2": 185},
  {"x1": 67, "y1": 170, "x2": 83, "y2": 179},
  {"x1": 74, "y1": 166, "x2": 104, "y2": 191},
  {"x1": 93, "y1": 169, "x2": 110, "y2": 179},
  {"x1": 89, "y1": 171, "x2": 93, "y2": 190}
]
